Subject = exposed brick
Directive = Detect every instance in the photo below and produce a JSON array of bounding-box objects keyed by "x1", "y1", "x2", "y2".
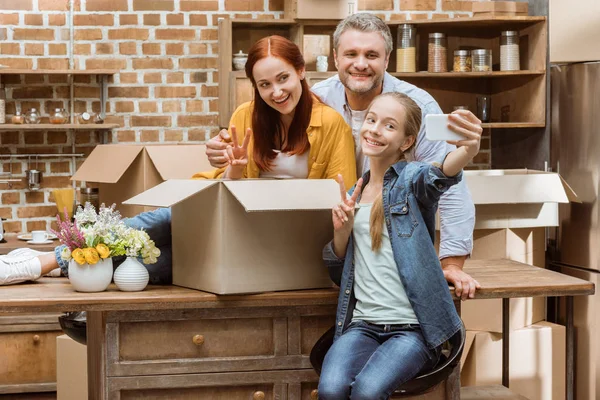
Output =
[
  {"x1": 162, "y1": 101, "x2": 181, "y2": 112},
  {"x1": 164, "y1": 130, "x2": 183, "y2": 142},
  {"x1": 25, "y1": 43, "x2": 44, "y2": 56},
  {"x1": 400, "y1": 0, "x2": 436, "y2": 10},
  {"x1": 156, "y1": 29, "x2": 196, "y2": 41},
  {"x1": 133, "y1": 0, "x2": 174, "y2": 10},
  {"x1": 225, "y1": 0, "x2": 263, "y2": 11},
  {"x1": 74, "y1": 14, "x2": 114, "y2": 26},
  {"x1": 190, "y1": 71, "x2": 208, "y2": 83},
  {"x1": 27, "y1": 221, "x2": 47, "y2": 231},
  {"x1": 13, "y1": 28, "x2": 54, "y2": 41},
  {"x1": 200, "y1": 29, "x2": 218, "y2": 41},
  {"x1": 117, "y1": 130, "x2": 136, "y2": 142},
  {"x1": 141, "y1": 130, "x2": 159, "y2": 141},
  {"x1": 186, "y1": 100, "x2": 204, "y2": 112},
  {"x1": 0, "y1": 207, "x2": 13, "y2": 220},
  {"x1": 115, "y1": 101, "x2": 134, "y2": 112},
  {"x1": 119, "y1": 72, "x2": 139, "y2": 84},
  {"x1": 74, "y1": 43, "x2": 91, "y2": 55},
  {"x1": 189, "y1": 14, "x2": 207, "y2": 26},
  {"x1": 2, "y1": 162, "x2": 22, "y2": 173},
  {"x1": 85, "y1": 58, "x2": 127, "y2": 70},
  {"x1": 17, "y1": 205, "x2": 57, "y2": 218},
  {"x1": 39, "y1": 0, "x2": 68, "y2": 10},
  {"x1": 167, "y1": 13, "x2": 184, "y2": 25},
  {"x1": 37, "y1": 58, "x2": 68, "y2": 69},
  {"x1": 0, "y1": 43, "x2": 20, "y2": 55},
  {"x1": 138, "y1": 102, "x2": 158, "y2": 113},
  {"x1": 25, "y1": 191, "x2": 44, "y2": 204},
  {"x1": 86, "y1": 0, "x2": 128, "y2": 11},
  {"x1": 180, "y1": 57, "x2": 217, "y2": 69},
  {"x1": 49, "y1": 43, "x2": 67, "y2": 55},
  {"x1": 0, "y1": 13, "x2": 18, "y2": 24},
  {"x1": 142, "y1": 43, "x2": 161, "y2": 55},
  {"x1": 188, "y1": 128, "x2": 206, "y2": 141},
  {"x1": 408, "y1": 12, "x2": 429, "y2": 19},
  {"x1": 209, "y1": 99, "x2": 218, "y2": 112},
  {"x1": 74, "y1": 28, "x2": 103, "y2": 40},
  {"x1": 102, "y1": 115, "x2": 124, "y2": 126},
  {"x1": 210, "y1": 13, "x2": 229, "y2": 25},
  {"x1": 166, "y1": 72, "x2": 184, "y2": 84},
  {"x1": 108, "y1": 87, "x2": 149, "y2": 98},
  {"x1": 166, "y1": 43, "x2": 184, "y2": 55},
  {"x1": 143, "y1": 72, "x2": 162, "y2": 83},
  {"x1": 24, "y1": 13, "x2": 43, "y2": 25},
  {"x1": 108, "y1": 28, "x2": 149, "y2": 40},
  {"x1": 143, "y1": 14, "x2": 161, "y2": 26},
  {"x1": 269, "y1": 0, "x2": 283, "y2": 11},
  {"x1": 74, "y1": 86, "x2": 101, "y2": 98},
  {"x1": 50, "y1": 161, "x2": 70, "y2": 172},
  {"x1": 156, "y1": 86, "x2": 196, "y2": 98},
  {"x1": 119, "y1": 42, "x2": 138, "y2": 55},
  {"x1": 359, "y1": 0, "x2": 393, "y2": 10},
  {"x1": 177, "y1": 115, "x2": 218, "y2": 127},
  {"x1": 131, "y1": 116, "x2": 171, "y2": 127},
  {"x1": 95, "y1": 43, "x2": 114, "y2": 55},
  {"x1": 24, "y1": 131, "x2": 44, "y2": 144},
  {"x1": 2, "y1": 192, "x2": 20, "y2": 205},
  {"x1": 473, "y1": 151, "x2": 490, "y2": 164},
  {"x1": 132, "y1": 58, "x2": 173, "y2": 69},
  {"x1": 48, "y1": 14, "x2": 65, "y2": 25},
  {"x1": 201, "y1": 85, "x2": 218, "y2": 97},
  {"x1": 3, "y1": 221, "x2": 22, "y2": 234},
  {"x1": 119, "y1": 14, "x2": 138, "y2": 25},
  {"x1": 441, "y1": 0, "x2": 474, "y2": 11},
  {"x1": 389, "y1": 13, "x2": 408, "y2": 21},
  {"x1": 431, "y1": 13, "x2": 451, "y2": 19},
  {"x1": 13, "y1": 87, "x2": 53, "y2": 99},
  {"x1": 24, "y1": 75, "x2": 45, "y2": 84},
  {"x1": 180, "y1": 1, "x2": 218, "y2": 11}
]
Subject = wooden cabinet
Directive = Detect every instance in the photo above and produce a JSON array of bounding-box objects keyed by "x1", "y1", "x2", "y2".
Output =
[{"x1": 217, "y1": 16, "x2": 547, "y2": 130}]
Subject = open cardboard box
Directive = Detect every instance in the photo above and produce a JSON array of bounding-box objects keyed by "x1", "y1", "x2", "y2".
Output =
[
  {"x1": 125, "y1": 179, "x2": 340, "y2": 294},
  {"x1": 437, "y1": 169, "x2": 578, "y2": 332},
  {"x1": 72, "y1": 144, "x2": 212, "y2": 217},
  {"x1": 56, "y1": 335, "x2": 87, "y2": 400}
]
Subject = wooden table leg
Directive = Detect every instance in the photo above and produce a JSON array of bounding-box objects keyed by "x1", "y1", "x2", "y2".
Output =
[
  {"x1": 87, "y1": 311, "x2": 107, "y2": 400},
  {"x1": 502, "y1": 298, "x2": 510, "y2": 388},
  {"x1": 566, "y1": 296, "x2": 574, "y2": 400}
]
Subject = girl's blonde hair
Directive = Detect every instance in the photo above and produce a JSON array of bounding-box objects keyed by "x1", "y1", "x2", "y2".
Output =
[{"x1": 368, "y1": 92, "x2": 422, "y2": 251}]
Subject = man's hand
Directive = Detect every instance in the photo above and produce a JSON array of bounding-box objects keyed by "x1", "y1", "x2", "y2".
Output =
[
  {"x1": 441, "y1": 256, "x2": 481, "y2": 301},
  {"x1": 206, "y1": 127, "x2": 234, "y2": 168}
]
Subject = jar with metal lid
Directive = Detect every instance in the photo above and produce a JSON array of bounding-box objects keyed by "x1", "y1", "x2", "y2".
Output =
[
  {"x1": 25, "y1": 108, "x2": 41, "y2": 124},
  {"x1": 428, "y1": 33, "x2": 447, "y2": 73},
  {"x1": 472, "y1": 49, "x2": 492, "y2": 72},
  {"x1": 50, "y1": 108, "x2": 68, "y2": 124},
  {"x1": 453, "y1": 50, "x2": 471, "y2": 72},
  {"x1": 11, "y1": 111, "x2": 23, "y2": 124},
  {"x1": 396, "y1": 24, "x2": 416, "y2": 73},
  {"x1": 80, "y1": 188, "x2": 100, "y2": 210},
  {"x1": 500, "y1": 31, "x2": 520, "y2": 71}
]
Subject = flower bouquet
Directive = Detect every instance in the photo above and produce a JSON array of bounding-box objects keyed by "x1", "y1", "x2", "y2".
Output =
[{"x1": 53, "y1": 203, "x2": 160, "y2": 292}]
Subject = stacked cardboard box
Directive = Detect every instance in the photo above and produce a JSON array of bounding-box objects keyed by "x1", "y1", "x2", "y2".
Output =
[{"x1": 56, "y1": 335, "x2": 87, "y2": 400}]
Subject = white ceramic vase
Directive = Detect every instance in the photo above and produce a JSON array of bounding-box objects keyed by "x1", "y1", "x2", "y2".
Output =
[
  {"x1": 113, "y1": 257, "x2": 149, "y2": 292},
  {"x1": 68, "y1": 258, "x2": 113, "y2": 292}
]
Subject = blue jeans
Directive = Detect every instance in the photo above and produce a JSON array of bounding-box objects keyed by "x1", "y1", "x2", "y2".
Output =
[
  {"x1": 318, "y1": 320, "x2": 441, "y2": 400},
  {"x1": 55, "y1": 208, "x2": 173, "y2": 285}
]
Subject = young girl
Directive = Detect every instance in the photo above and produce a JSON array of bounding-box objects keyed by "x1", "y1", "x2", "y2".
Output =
[{"x1": 318, "y1": 92, "x2": 481, "y2": 400}]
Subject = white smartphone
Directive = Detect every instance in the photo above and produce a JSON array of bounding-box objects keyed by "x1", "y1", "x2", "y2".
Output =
[{"x1": 425, "y1": 114, "x2": 465, "y2": 141}]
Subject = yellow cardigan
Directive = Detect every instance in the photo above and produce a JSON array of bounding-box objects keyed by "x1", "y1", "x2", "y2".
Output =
[{"x1": 193, "y1": 101, "x2": 357, "y2": 190}]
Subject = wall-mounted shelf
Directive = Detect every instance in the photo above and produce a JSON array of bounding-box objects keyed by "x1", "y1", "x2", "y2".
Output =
[
  {"x1": 0, "y1": 124, "x2": 119, "y2": 131},
  {"x1": 481, "y1": 122, "x2": 545, "y2": 129},
  {"x1": 0, "y1": 69, "x2": 118, "y2": 75}
]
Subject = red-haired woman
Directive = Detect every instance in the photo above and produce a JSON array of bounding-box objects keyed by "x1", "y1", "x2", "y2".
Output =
[{"x1": 194, "y1": 35, "x2": 357, "y2": 188}]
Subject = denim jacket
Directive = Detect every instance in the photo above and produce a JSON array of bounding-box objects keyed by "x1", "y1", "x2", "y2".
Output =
[{"x1": 322, "y1": 161, "x2": 463, "y2": 349}]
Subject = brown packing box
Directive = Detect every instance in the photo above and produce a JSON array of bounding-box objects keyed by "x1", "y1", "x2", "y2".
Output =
[
  {"x1": 436, "y1": 170, "x2": 578, "y2": 332},
  {"x1": 125, "y1": 179, "x2": 340, "y2": 294},
  {"x1": 550, "y1": 0, "x2": 600, "y2": 63},
  {"x1": 56, "y1": 335, "x2": 87, "y2": 400},
  {"x1": 557, "y1": 266, "x2": 600, "y2": 400},
  {"x1": 472, "y1": 1, "x2": 528, "y2": 14},
  {"x1": 461, "y1": 322, "x2": 566, "y2": 400},
  {"x1": 293, "y1": 0, "x2": 355, "y2": 19},
  {"x1": 71, "y1": 144, "x2": 212, "y2": 217}
]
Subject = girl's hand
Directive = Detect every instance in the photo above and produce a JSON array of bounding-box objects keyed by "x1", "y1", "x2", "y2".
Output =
[
  {"x1": 447, "y1": 110, "x2": 483, "y2": 159},
  {"x1": 332, "y1": 175, "x2": 363, "y2": 233},
  {"x1": 224, "y1": 127, "x2": 252, "y2": 169}
]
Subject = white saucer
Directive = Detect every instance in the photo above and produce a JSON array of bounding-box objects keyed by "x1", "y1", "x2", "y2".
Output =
[
  {"x1": 27, "y1": 240, "x2": 54, "y2": 245},
  {"x1": 18, "y1": 233, "x2": 57, "y2": 241}
]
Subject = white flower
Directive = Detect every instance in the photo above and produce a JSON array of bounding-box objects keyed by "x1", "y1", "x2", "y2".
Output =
[{"x1": 60, "y1": 247, "x2": 71, "y2": 261}]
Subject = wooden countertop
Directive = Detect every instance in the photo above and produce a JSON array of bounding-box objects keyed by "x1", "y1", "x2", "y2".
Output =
[
  {"x1": 0, "y1": 259, "x2": 594, "y2": 313},
  {"x1": 0, "y1": 234, "x2": 57, "y2": 254}
]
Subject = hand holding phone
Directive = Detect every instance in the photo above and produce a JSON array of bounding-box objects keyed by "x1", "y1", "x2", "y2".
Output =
[{"x1": 425, "y1": 114, "x2": 465, "y2": 142}]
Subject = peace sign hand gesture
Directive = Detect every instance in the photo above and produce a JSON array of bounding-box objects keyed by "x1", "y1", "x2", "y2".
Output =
[
  {"x1": 224, "y1": 126, "x2": 252, "y2": 179},
  {"x1": 332, "y1": 174, "x2": 364, "y2": 233}
]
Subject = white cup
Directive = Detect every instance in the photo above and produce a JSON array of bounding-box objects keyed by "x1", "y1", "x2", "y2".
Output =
[{"x1": 31, "y1": 231, "x2": 49, "y2": 243}]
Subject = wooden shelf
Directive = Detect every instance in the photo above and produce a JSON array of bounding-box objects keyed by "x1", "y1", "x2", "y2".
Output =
[
  {"x1": 0, "y1": 124, "x2": 119, "y2": 130},
  {"x1": 461, "y1": 385, "x2": 529, "y2": 399},
  {"x1": 391, "y1": 70, "x2": 545, "y2": 78},
  {"x1": 388, "y1": 16, "x2": 546, "y2": 28},
  {"x1": 0, "y1": 69, "x2": 118, "y2": 75},
  {"x1": 481, "y1": 122, "x2": 545, "y2": 128},
  {"x1": 231, "y1": 18, "x2": 297, "y2": 27}
]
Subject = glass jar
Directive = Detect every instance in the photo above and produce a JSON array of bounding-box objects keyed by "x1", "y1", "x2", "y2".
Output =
[
  {"x1": 428, "y1": 33, "x2": 447, "y2": 73},
  {"x1": 78, "y1": 112, "x2": 93, "y2": 124},
  {"x1": 80, "y1": 188, "x2": 100, "y2": 210},
  {"x1": 11, "y1": 111, "x2": 24, "y2": 124},
  {"x1": 396, "y1": 24, "x2": 416, "y2": 73},
  {"x1": 25, "y1": 108, "x2": 41, "y2": 124},
  {"x1": 453, "y1": 50, "x2": 471, "y2": 72},
  {"x1": 472, "y1": 49, "x2": 493, "y2": 72},
  {"x1": 500, "y1": 31, "x2": 520, "y2": 71},
  {"x1": 50, "y1": 108, "x2": 68, "y2": 124}
]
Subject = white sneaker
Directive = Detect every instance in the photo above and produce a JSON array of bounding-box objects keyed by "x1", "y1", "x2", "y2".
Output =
[
  {"x1": 7, "y1": 248, "x2": 52, "y2": 257},
  {"x1": 0, "y1": 254, "x2": 42, "y2": 285}
]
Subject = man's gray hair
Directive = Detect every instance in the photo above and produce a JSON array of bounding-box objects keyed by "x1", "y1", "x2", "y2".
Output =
[{"x1": 333, "y1": 13, "x2": 394, "y2": 55}]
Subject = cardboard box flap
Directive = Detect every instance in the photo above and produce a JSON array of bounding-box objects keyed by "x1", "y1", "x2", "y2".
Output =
[
  {"x1": 71, "y1": 145, "x2": 144, "y2": 183},
  {"x1": 559, "y1": 175, "x2": 581, "y2": 203},
  {"x1": 223, "y1": 179, "x2": 340, "y2": 212},
  {"x1": 145, "y1": 145, "x2": 211, "y2": 180},
  {"x1": 464, "y1": 169, "x2": 578, "y2": 204},
  {"x1": 124, "y1": 179, "x2": 218, "y2": 207}
]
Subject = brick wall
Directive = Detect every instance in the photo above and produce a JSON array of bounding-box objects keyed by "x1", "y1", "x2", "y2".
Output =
[{"x1": 0, "y1": 0, "x2": 487, "y2": 233}]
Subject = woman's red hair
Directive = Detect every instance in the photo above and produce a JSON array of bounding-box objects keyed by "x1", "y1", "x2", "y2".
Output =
[{"x1": 245, "y1": 35, "x2": 312, "y2": 171}]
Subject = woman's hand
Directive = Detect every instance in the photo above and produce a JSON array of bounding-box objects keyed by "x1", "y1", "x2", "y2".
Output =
[
  {"x1": 205, "y1": 127, "x2": 233, "y2": 168},
  {"x1": 447, "y1": 110, "x2": 483, "y2": 159},
  {"x1": 332, "y1": 175, "x2": 363, "y2": 233},
  {"x1": 223, "y1": 127, "x2": 252, "y2": 179}
]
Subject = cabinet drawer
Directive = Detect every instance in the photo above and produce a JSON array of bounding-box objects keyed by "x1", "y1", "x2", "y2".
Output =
[
  {"x1": 300, "y1": 315, "x2": 335, "y2": 355},
  {"x1": 0, "y1": 330, "x2": 62, "y2": 385},
  {"x1": 120, "y1": 384, "x2": 275, "y2": 400}
]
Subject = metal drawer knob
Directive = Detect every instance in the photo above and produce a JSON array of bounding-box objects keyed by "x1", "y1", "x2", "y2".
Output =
[
  {"x1": 311, "y1": 389, "x2": 319, "y2": 400},
  {"x1": 253, "y1": 391, "x2": 265, "y2": 400},
  {"x1": 32, "y1": 334, "x2": 40, "y2": 343},
  {"x1": 192, "y1": 335, "x2": 204, "y2": 346}
]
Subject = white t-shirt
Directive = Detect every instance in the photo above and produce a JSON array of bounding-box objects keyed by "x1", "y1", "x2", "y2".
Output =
[
  {"x1": 259, "y1": 150, "x2": 309, "y2": 179},
  {"x1": 350, "y1": 108, "x2": 368, "y2": 175}
]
